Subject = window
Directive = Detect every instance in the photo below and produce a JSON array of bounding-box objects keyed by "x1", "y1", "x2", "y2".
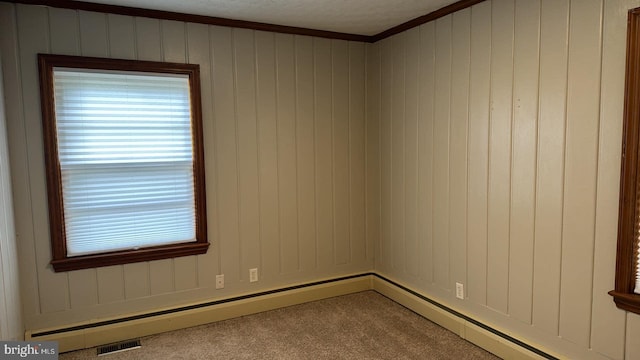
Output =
[
  {"x1": 610, "y1": 7, "x2": 640, "y2": 314},
  {"x1": 38, "y1": 54, "x2": 208, "y2": 272}
]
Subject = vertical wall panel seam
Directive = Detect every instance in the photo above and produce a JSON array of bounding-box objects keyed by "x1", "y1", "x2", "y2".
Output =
[
  {"x1": 416, "y1": 29, "x2": 423, "y2": 280},
  {"x1": 329, "y1": 40, "x2": 338, "y2": 264},
  {"x1": 131, "y1": 14, "x2": 138, "y2": 59},
  {"x1": 529, "y1": 0, "x2": 543, "y2": 325},
  {"x1": 417, "y1": 25, "x2": 424, "y2": 283},
  {"x1": 274, "y1": 34, "x2": 282, "y2": 274},
  {"x1": 120, "y1": 267, "x2": 127, "y2": 299},
  {"x1": 380, "y1": 41, "x2": 385, "y2": 270},
  {"x1": 505, "y1": 0, "x2": 515, "y2": 316},
  {"x1": 312, "y1": 39, "x2": 317, "y2": 270},
  {"x1": 413, "y1": 32, "x2": 420, "y2": 279},
  {"x1": 294, "y1": 35, "x2": 301, "y2": 270},
  {"x1": 102, "y1": 13, "x2": 108, "y2": 56},
  {"x1": 363, "y1": 43, "x2": 369, "y2": 265},
  {"x1": 588, "y1": 0, "x2": 605, "y2": 349},
  {"x1": 484, "y1": 0, "x2": 492, "y2": 305},
  {"x1": 363, "y1": 44, "x2": 368, "y2": 264},
  {"x1": 380, "y1": 38, "x2": 394, "y2": 270},
  {"x1": 376, "y1": 44, "x2": 382, "y2": 269},
  {"x1": 557, "y1": 0, "x2": 572, "y2": 337},
  {"x1": 73, "y1": 9, "x2": 81, "y2": 55},
  {"x1": 253, "y1": 31, "x2": 263, "y2": 275},
  {"x1": 312, "y1": 39, "x2": 320, "y2": 270},
  {"x1": 208, "y1": 26, "x2": 222, "y2": 275},
  {"x1": 157, "y1": 17, "x2": 163, "y2": 60},
  {"x1": 389, "y1": 39, "x2": 394, "y2": 271},
  {"x1": 400, "y1": 32, "x2": 408, "y2": 274},
  {"x1": 379, "y1": 40, "x2": 384, "y2": 270},
  {"x1": 105, "y1": 10, "x2": 111, "y2": 57},
  {"x1": 464, "y1": 8, "x2": 472, "y2": 290},
  {"x1": 312, "y1": 38, "x2": 319, "y2": 270},
  {"x1": 182, "y1": 21, "x2": 188, "y2": 60},
  {"x1": 418, "y1": 25, "x2": 427, "y2": 282},
  {"x1": 433, "y1": 25, "x2": 439, "y2": 282},
  {"x1": 364, "y1": 43, "x2": 369, "y2": 265},
  {"x1": 293, "y1": 35, "x2": 300, "y2": 271},
  {"x1": 447, "y1": 15, "x2": 453, "y2": 290},
  {"x1": 401, "y1": 34, "x2": 407, "y2": 275},
  {"x1": 311, "y1": 39, "x2": 319, "y2": 270},
  {"x1": 372, "y1": 41, "x2": 377, "y2": 265},
  {"x1": 367, "y1": 42, "x2": 374, "y2": 265},
  {"x1": 466, "y1": 1, "x2": 475, "y2": 297},
  {"x1": 347, "y1": 42, "x2": 353, "y2": 263},
  {"x1": 429, "y1": 30, "x2": 436, "y2": 284},
  {"x1": 231, "y1": 28, "x2": 243, "y2": 281}
]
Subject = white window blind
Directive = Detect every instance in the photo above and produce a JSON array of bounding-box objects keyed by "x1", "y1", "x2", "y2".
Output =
[{"x1": 53, "y1": 68, "x2": 196, "y2": 256}]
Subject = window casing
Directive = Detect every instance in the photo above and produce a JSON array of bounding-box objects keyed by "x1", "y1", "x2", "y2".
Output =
[
  {"x1": 610, "y1": 7, "x2": 640, "y2": 314},
  {"x1": 38, "y1": 54, "x2": 208, "y2": 272}
]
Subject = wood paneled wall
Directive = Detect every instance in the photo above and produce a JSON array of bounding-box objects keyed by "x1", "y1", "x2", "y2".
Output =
[
  {"x1": 367, "y1": 0, "x2": 640, "y2": 359},
  {"x1": 0, "y1": 2, "x2": 371, "y2": 330},
  {"x1": 0, "y1": 51, "x2": 23, "y2": 341},
  {"x1": 2, "y1": 1, "x2": 640, "y2": 359}
]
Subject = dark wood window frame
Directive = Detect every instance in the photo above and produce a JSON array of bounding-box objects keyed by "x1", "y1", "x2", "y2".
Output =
[
  {"x1": 38, "y1": 54, "x2": 208, "y2": 272},
  {"x1": 610, "y1": 7, "x2": 640, "y2": 314}
]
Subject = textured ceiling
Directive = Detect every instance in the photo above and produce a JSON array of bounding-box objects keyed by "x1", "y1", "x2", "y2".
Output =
[{"x1": 75, "y1": 0, "x2": 459, "y2": 36}]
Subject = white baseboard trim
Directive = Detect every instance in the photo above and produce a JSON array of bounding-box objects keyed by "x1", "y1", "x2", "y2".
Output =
[
  {"x1": 371, "y1": 275, "x2": 556, "y2": 360},
  {"x1": 26, "y1": 273, "x2": 557, "y2": 359},
  {"x1": 26, "y1": 274, "x2": 372, "y2": 353}
]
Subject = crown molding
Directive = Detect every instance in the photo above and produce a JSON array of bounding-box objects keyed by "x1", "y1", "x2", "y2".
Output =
[
  {"x1": 1, "y1": 0, "x2": 486, "y2": 43},
  {"x1": 370, "y1": 0, "x2": 486, "y2": 42}
]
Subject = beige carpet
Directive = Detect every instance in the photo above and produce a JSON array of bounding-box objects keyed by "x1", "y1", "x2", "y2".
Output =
[{"x1": 60, "y1": 291, "x2": 500, "y2": 359}]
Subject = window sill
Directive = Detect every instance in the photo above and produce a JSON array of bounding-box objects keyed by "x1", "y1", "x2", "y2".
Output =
[
  {"x1": 609, "y1": 290, "x2": 640, "y2": 314},
  {"x1": 50, "y1": 242, "x2": 209, "y2": 272}
]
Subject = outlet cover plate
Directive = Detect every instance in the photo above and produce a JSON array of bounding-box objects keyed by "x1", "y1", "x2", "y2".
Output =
[{"x1": 455, "y1": 282, "x2": 464, "y2": 299}]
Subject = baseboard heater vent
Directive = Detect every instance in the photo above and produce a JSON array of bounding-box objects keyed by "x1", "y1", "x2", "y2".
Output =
[
  {"x1": 97, "y1": 339, "x2": 141, "y2": 356},
  {"x1": 31, "y1": 273, "x2": 370, "y2": 338}
]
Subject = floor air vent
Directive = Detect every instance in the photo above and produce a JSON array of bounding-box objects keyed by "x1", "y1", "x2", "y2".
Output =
[{"x1": 97, "y1": 339, "x2": 141, "y2": 356}]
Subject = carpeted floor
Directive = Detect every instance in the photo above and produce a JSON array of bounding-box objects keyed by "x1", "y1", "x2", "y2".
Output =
[{"x1": 60, "y1": 291, "x2": 500, "y2": 359}]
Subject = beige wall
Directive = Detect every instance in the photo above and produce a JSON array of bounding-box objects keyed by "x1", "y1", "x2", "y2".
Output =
[
  {"x1": 0, "y1": 51, "x2": 23, "y2": 341},
  {"x1": 2, "y1": 0, "x2": 640, "y2": 359},
  {"x1": 367, "y1": 0, "x2": 640, "y2": 359},
  {"x1": 0, "y1": 3, "x2": 371, "y2": 331}
]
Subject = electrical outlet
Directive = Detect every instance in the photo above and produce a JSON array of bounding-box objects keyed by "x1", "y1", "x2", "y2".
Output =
[
  {"x1": 215, "y1": 274, "x2": 224, "y2": 289},
  {"x1": 249, "y1": 268, "x2": 258, "y2": 283},
  {"x1": 455, "y1": 282, "x2": 464, "y2": 299}
]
